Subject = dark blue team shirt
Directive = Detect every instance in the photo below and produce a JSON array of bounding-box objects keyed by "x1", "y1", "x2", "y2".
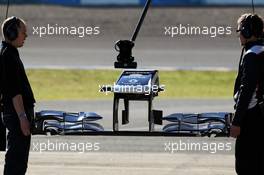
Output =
[{"x1": 0, "y1": 41, "x2": 35, "y2": 113}]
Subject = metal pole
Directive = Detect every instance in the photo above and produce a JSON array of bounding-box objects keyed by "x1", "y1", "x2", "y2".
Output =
[
  {"x1": 131, "y1": 0, "x2": 152, "y2": 42},
  {"x1": 5, "y1": 0, "x2": 10, "y2": 19},
  {"x1": 252, "y1": 0, "x2": 255, "y2": 14}
]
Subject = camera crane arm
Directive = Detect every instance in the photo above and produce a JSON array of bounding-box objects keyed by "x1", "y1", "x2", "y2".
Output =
[{"x1": 114, "y1": 0, "x2": 152, "y2": 69}]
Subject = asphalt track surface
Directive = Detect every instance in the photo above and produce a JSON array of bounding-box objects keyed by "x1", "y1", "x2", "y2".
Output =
[
  {"x1": 1, "y1": 5, "x2": 262, "y2": 70},
  {"x1": 21, "y1": 36, "x2": 240, "y2": 71},
  {"x1": 1, "y1": 99, "x2": 237, "y2": 175}
]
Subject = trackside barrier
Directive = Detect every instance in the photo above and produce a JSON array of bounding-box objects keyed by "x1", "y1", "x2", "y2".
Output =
[{"x1": 1, "y1": 0, "x2": 264, "y2": 6}]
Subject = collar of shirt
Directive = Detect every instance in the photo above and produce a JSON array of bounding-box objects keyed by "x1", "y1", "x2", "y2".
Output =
[
  {"x1": 245, "y1": 40, "x2": 264, "y2": 51},
  {"x1": 1, "y1": 41, "x2": 19, "y2": 57}
]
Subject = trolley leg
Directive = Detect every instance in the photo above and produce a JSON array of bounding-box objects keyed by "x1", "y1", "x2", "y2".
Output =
[
  {"x1": 148, "y1": 97, "x2": 154, "y2": 132},
  {"x1": 113, "y1": 96, "x2": 119, "y2": 132},
  {"x1": 122, "y1": 99, "x2": 129, "y2": 125}
]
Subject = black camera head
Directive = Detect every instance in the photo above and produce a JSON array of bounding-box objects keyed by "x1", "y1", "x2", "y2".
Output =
[{"x1": 114, "y1": 40, "x2": 137, "y2": 69}]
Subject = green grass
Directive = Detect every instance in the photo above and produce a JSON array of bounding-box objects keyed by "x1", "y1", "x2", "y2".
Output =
[{"x1": 26, "y1": 69, "x2": 236, "y2": 100}]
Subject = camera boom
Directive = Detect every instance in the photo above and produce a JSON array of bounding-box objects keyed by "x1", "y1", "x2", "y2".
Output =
[{"x1": 114, "y1": 0, "x2": 152, "y2": 69}]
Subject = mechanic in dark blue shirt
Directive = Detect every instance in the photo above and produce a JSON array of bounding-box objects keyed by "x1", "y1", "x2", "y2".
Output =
[
  {"x1": 0, "y1": 16, "x2": 35, "y2": 175},
  {"x1": 231, "y1": 13, "x2": 264, "y2": 175}
]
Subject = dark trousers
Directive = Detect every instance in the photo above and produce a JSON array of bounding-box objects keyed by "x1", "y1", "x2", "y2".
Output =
[
  {"x1": 3, "y1": 108, "x2": 33, "y2": 175},
  {"x1": 235, "y1": 105, "x2": 264, "y2": 175},
  {"x1": 0, "y1": 112, "x2": 6, "y2": 151}
]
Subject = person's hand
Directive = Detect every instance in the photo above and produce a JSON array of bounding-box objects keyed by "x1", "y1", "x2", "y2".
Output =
[
  {"x1": 230, "y1": 125, "x2": 241, "y2": 138},
  {"x1": 19, "y1": 115, "x2": 31, "y2": 136}
]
